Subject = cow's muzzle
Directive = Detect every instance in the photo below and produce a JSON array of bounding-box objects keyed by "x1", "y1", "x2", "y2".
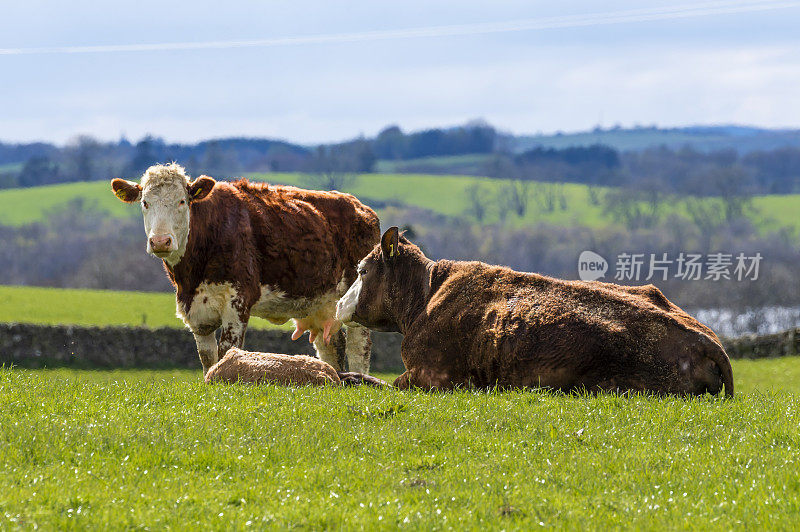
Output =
[
  {"x1": 335, "y1": 299, "x2": 351, "y2": 323},
  {"x1": 336, "y1": 276, "x2": 362, "y2": 323},
  {"x1": 149, "y1": 234, "x2": 174, "y2": 255}
]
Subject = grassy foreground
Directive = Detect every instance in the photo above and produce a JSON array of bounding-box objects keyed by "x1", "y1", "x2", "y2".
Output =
[{"x1": 1, "y1": 358, "x2": 799, "y2": 529}]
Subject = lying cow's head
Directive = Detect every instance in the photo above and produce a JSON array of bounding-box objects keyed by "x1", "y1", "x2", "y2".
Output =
[
  {"x1": 336, "y1": 226, "x2": 415, "y2": 332},
  {"x1": 111, "y1": 163, "x2": 215, "y2": 265}
]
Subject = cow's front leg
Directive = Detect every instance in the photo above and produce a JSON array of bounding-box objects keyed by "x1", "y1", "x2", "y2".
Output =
[
  {"x1": 215, "y1": 289, "x2": 251, "y2": 361},
  {"x1": 218, "y1": 313, "x2": 249, "y2": 361},
  {"x1": 393, "y1": 370, "x2": 412, "y2": 390},
  {"x1": 194, "y1": 332, "x2": 218, "y2": 375}
]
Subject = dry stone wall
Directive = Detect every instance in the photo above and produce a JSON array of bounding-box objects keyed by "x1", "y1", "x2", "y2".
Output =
[
  {"x1": 0, "y1": 323, "x2": 404, "y2": 372},
  {"x1": 2, "y1": 323, "x2": 796, "y2": 372}
]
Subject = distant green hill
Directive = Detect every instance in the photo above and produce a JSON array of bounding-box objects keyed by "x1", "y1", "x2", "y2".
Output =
[
  {"x1": 253, "y1": 173, "x2": 800, "y2": 234},
  {"x1": 256, "y1": 173, "x2": 611, "y2": 228},
  {"x1": 0, "y1": 181, "x2": 133, "y2": 226},
  {"x1": 0, "y1": 173, "x2": 798, "y2": 234},
  {"x1": 0, "y1": 285, "x2": 285, "y2": 330}
]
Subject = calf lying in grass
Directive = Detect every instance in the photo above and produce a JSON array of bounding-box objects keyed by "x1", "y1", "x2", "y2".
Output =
[
  {"x1": 335, "y1": 227, "x2": 734, "y2": 396},
  {"x1": 205, "y1": 347, "x2": 388, "y2": 387}
]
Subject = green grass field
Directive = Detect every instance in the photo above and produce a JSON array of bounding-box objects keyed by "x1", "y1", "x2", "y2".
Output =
[
  {"x1": 0, "y1": 357, "x2": 798, "y2": 529},
  {"x1": 260, "y1": 172, "x2": 611, "y2": 227},
  {"x1": 0, "y1": 181, "x2": 133, "y2": 226},
  {"x1": 0, "y1": 285, "x2": 284, "y2": 330},
  {"x1": 258, "y1": 172, "x2": 800, "y2": 233},
  {"x1": 1, "y1": 175, "x2": 799, "y2": 234}
]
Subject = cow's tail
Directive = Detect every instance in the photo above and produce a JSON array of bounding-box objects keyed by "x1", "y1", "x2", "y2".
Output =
[{"x1": 706, "y1": 339, "x2": 734, "y2": 398}]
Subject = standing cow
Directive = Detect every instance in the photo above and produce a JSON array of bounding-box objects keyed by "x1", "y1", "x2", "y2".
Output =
[
  {"x1": 111, "y1": 163, "x2": 379, "y2": 374},
  {"x1": 336, "y1": 227, "x2": 734, "y2": 396}
]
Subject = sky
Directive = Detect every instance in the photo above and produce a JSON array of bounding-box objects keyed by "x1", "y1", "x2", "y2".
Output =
[{"x1": 2, "y1": 0, "x2": 800, "y2": 145}]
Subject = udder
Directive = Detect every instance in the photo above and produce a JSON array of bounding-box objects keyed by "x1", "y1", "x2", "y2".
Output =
[
  {"x1": 251, "y1": 285, "x2": 344, "y2": 345},
  {"x1": 291, "y1": 316, "x2": 342, "y2": 345}
]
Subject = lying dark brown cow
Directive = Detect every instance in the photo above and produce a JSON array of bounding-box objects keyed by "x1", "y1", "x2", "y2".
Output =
[
  {"x1": 336, "y1": 227, "x2": 734, "y2": 396},
  {"x1": 111, "y1": 163, "x2": 379, "y2": 374}
]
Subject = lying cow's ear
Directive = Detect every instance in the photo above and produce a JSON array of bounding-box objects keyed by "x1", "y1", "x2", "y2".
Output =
[
  {"x1": 188, "y1": 176, "x2": 216, "y2": 202},
  {"x1": 111, "y1": 178, "x2": 142, "y2": 203},
  {"x1": 381, "y1": 226, "x2": 400, "y2": 263}
]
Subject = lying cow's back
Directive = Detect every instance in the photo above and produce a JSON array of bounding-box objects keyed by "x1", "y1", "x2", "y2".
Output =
[{"x1": 422, "y1": 260, "x2": 732, "y2": 394}]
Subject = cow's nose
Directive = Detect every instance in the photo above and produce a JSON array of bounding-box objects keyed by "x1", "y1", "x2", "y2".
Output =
[{"x1": 149, "y1": 235, "x2": 173, "y2": 252}]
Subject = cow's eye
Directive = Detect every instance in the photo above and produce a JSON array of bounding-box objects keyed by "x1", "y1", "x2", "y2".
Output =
[
  {"x1": 142, "y1": 201, "x2": 149, "y2": 209},
  {"x1": 359, "y1": 268, "x2": 367, "y2": 276},
  {"x1": 179, "y1": 200, "x2": 186, "y2": 206}
]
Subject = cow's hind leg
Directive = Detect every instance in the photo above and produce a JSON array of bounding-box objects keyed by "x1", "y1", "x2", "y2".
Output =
[
  {"x1": 345, "y1": 324, "x2": 372, "y2": 374},
  {"x1": 314, "y1": 329, "x2": 347, "y2": 371}
]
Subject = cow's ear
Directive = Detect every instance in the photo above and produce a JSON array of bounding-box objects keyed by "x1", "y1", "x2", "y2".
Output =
[
  {"x1": 111, "y1": 179, "x2": 142, "y2": 203},
  {"x1": 188, "y1": 176, "x2": 215, "y2": 202},
  {"x1": 381, "y1": 226, "x2": 400, "y2": 264}
]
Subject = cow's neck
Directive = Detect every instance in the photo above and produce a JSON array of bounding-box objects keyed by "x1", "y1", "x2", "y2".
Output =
[
  {"x1": 163, "y1": 202, "x2": 218, "y2": 299},
  {"x1": 389, "y1": 256, "x2": 437, "y2": 333}
]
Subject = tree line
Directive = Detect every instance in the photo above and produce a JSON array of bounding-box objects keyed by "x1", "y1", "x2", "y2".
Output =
[
  {"x1": 484, "y1": 144, "x2": 800, "y2": 195},
  {"x1": 0, "y1": 122, "x2": 497, "y2": 189},
  {"x1": 2, "y1": 122, "x2": 800, "y2": 196}
]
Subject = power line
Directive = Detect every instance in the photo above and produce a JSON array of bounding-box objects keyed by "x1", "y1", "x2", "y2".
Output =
[{"x1": 1, "y1": 0, "x2": 798, "y2": 56}]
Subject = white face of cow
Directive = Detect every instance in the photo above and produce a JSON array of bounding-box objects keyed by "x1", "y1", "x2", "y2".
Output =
[
  {"x1": 141, "y1": 183, "x2": 191, "y2": 263},
  {"x1": 111, "y1": 163, "x2": 216, "y2": 266}
]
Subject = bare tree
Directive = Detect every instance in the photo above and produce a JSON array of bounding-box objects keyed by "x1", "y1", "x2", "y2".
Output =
[
  {"x1": 535, "y1": 183, "x2": 559, "y2": 213},
  {"x1": 602, "y1": 179, "x2": 665, "y2": 230},
  {"x1": 301, "y1": 146, "x2": 357, "y2": 191},
  {"x1": 587, "y1": 186, "x2": 601, "y2": 206},
  {"x1": 63, "y1": 135, "x2": 102, "y2": 181},
  {"x1": 706, "y1": 165, "x2": 757, "y2": 222},
  {"x1": 502, "y1": 181, "x2": 531, "y2": 217},
  {"x1": 465, "y1": 184, "x2": 489, "y2": 222}
]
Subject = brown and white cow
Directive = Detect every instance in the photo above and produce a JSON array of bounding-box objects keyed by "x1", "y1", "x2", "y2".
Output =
[
  {"x1": 111, "y1": 163, "x2": 380, "y2": 374},
  {"x1": 336, "y1": 227, "x2": 734, "y2": 396}
]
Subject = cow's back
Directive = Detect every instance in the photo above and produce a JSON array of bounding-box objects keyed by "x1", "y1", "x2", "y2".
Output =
[
  {"x1": 280, "y1": 186, "x2": 380, "y2": 271},
  {"x1": 227, "y1": 180, "x2": 379, "y2": 298},
  {"x1": 413, "y1": 261, "x2": 730, "y2": 391}
]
